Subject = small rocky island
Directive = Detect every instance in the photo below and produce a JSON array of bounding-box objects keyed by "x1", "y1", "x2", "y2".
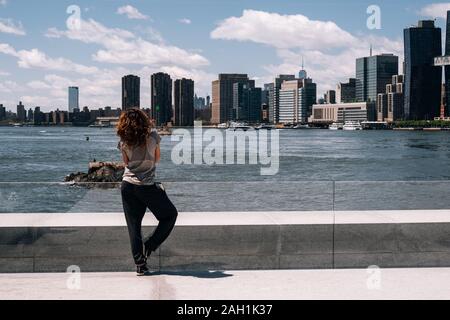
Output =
[{"x1": 65, "y1": 161, "x2": 125, "y2": 188}]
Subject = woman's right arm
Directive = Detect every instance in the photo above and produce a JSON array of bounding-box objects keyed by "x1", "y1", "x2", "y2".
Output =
[
  {"x1": 155, "y1": 145, "x2": 161, "y2": 163},
  {"x1": 118, "y1": 142, "x2": 129, "y2": 166},
  {"x1": 122, "y1": 149, "x2": 129, "y2": 166}
]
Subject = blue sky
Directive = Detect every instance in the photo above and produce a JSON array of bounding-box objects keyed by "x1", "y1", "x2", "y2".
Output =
[{"x1": 1, "y1": 0, "x2": 450, "y2": 112}]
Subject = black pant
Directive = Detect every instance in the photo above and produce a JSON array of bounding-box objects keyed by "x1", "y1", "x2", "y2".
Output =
[{"x1": 121, "y1": 181, "x2": 178, "y2": 266}]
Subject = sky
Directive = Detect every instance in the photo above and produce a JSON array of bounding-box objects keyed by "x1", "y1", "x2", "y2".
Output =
[{"x1": 1, "y1": 0, "x2": 450, "y2": 112}]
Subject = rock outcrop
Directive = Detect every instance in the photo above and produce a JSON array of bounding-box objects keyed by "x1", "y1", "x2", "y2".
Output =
[{"x1": 65, "y1": 161, "x2": 125, "y2": 187}]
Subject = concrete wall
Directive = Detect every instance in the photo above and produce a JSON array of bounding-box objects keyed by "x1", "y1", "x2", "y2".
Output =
[{"x1": 0, "y1": 210, "x2": 450, "y2": 273}]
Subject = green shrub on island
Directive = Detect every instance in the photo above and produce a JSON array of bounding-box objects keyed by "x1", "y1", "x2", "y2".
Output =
[{"x1": 393, "y1": 120, "x2": 450, "y2": 128}]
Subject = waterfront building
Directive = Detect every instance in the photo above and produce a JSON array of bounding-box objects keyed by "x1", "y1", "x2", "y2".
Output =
[
  {"x1": 122, "y1": 75, "x2": 140, "y2": 110},
  {"x1": 151, "y1": 72, "x2": 173, "y2": 126},
  {"x1": 232, "y1": 82, "x2": 262, "y2": 123},
  {"x1": 404, "y1": 20, "x2": 442, "y2": 120},
  {"x1": 441, "y1": 84, "x2": 447, "y2": 118},
  {"x1": 302, "y1": 78, "x2": 317, "y2": 118},
  {"x1": 16, "y1": 101, "x2": 26, "y2": 122},
  {"x1": 33, "y1": 107, "x2": 43, "y2": 125},
  {"x1": 377, "y1": 93, "x2": 388, "y2": 121},
  {"x1": 27, "y1": 108, "x2": 33, "y2": 122},
  {"x1": 445, "y1": 11, "x2": 450, "y2": 117},
  {"x1": 325, "y1": 90, "x2": 336, "y2": 104},
  {"x1": 68, "y1": 86, "x2": 79, "y2": 112},
  {"x1": 386, "y1": 75, "x2": 405, "y2": 122},
  {"x1": 0, "y1": 104, "x2": 5, "y2": 121},
  {"x1": 174, "y1": 78, "x2": 195, "y2": 126},
  {"x1": 336, "y1": 78, "x2": 356, "y2": 103},
  {"x1": 194, "y1": 94, "x2": 206, "y2": 110},
  {"x1": 278, "y1": 77, "x2": 317, "y2": 124},
  {"x1": 262, "y1": 84, "x2": 271, "y2": 106},
  {"x1": 268, "y1": 75, "x2": 296, "y2": 124},
  {"x1": 356, "y1": 54, "x2": 399, "y2": 103},
  {"x1": 211, "y1": 74, "x2": 253, "y2": 124},
  {"x1": 310, "y1": 102, "x2": 377, "y2": 124}
]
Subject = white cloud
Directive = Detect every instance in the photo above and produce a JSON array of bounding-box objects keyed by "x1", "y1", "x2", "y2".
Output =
[
  {"x1": 211, "y1": 10, "x2": 403, "y2": 95},
  {"x1": 0, "y1": 43, "x2": 99, "y2": 74},
  {"x1": 117, "y1": 5, "x2": 148, "y2": 20},
  {"x1": 0, "y1": 80, "x2": 18, "y2": 93},
  {"x1": 0, "y1": 18, "x2": 26, "y2": 36},
  {"x1": 46, "y1": 18, "x2": 209, "y2": 68},
  {"x1": 0, "y1": 70, "x2": 10, "y2": 76},
  {"x1": 0, "y1": 0, "x2": 7, "y2": 7},
  {"x1": 420, "y1": 3, "x2": 450, "y2": 19},
  {"x1": 179, "y1": 18, "x2": 192, "y2": 25},
  {"x1": 211, "y1": 9, "x2": 356, "y2": 50}
]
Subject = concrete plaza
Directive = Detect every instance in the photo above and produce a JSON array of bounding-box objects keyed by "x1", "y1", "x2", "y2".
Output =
[{"x1": 1, "y1": 267, "x2": 449, "y2": 300}]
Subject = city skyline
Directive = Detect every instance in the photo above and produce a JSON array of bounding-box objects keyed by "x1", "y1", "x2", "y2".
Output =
[{"x1": 1, "y1": 0, "x2": 450, "y2": 112}]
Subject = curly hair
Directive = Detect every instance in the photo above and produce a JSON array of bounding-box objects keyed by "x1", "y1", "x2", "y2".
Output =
[{"x1": 117, "y1": 108, "x2": 153, "y2": 147}]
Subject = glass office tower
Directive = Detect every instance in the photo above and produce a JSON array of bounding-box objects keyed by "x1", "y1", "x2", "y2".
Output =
[{"x1": 404, "y1": 20, "x2": 442, "y2": 120}]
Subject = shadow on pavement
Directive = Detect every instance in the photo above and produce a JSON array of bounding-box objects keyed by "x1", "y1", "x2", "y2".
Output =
[{"x1": 148, "y1": 270, "x2": 233, "y2": 279}]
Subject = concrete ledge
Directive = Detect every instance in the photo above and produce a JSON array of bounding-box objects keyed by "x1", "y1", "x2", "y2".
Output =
[{"x1": 0, "y1": 210, "x2": 450, "y2": 272}]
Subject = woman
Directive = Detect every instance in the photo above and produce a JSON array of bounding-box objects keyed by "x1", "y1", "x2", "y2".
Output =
[{"x1": 117, "y1": 108, "x2": 178, "y2": 276}]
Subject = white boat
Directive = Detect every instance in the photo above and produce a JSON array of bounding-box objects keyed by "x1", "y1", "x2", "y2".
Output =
[
  {"x1": 293, "y1": 124, "x2": 310, "y2": 129},
  {"x1": 228, "y1": 122, "x2": 253, "y2": 131},
  {"x1": 217, "y1": 123, "x2": 228, "y2": 129},
  {"x1": 255, "y1": 124, "x2": 275, "y2": 130},
  {"x1": 329, "y1": 123, "x2": 343, "y2": 130},
  {"x1": 343, "y1": 121, "x2": 362, "y2": 131}
]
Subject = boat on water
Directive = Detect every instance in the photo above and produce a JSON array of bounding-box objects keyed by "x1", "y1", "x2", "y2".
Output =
[
  {"x1": 11, "y1": 123, "x2": 24, "y2": 127},
  {"x1": 293, "y1": 124, "x2": 310, "y2": 129},
  {"x1": 343, "y1": 121, "x2": 362, "y2": 131},
  {"x1": 217, "y1": 123, "x2": 228, "y2": 129},
  {"x1": 255, "y1": 124, "x2": 275, "y2": 130},
  {"x1": 228, "y1": 122, "x2": 253, "y2": 131},
  {"x1": 329, "y1": 123, "x2": 343, "y2": 130}
]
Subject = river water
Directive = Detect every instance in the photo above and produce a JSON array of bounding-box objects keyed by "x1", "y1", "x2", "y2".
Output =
[{"x1": 1, "y1": 126, "x2": 450, "y2": 213}]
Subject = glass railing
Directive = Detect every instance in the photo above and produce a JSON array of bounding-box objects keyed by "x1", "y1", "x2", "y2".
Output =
[{"x1": 1, "y1": 180, "x2": 450, "y2": 213}]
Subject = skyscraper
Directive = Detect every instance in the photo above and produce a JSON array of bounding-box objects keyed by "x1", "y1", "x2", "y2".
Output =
[
  {"x1": 151, "y1": 72, "x2": 172, "y2": 126},
  {"x1": 445, "y1": 11, "x2": 450, "y2": 117},
  {"x1": 174, "y1": 78, "x2": 194, "y2": 127},
  {"x1": 404, "y1": 20, "x2": 442, "y2": 120},
  {"x1": 336, "y1": 78, "x2": 356, "y2": 103},
  {"x1": 16, "y1": 101, "x2": 26, "y2": 122},
  {"x1": 0, "y1": 104, "x2": 5, "y2": 121},
  {"x1": 211, "y1": 74, "x2": 253, "y2": 124},
  {"x1": 325, "y1": 90, "x2": 336, "y2": 104},
  {"x1": 68, "y1": 86, "x2": 79, "y2": 112},
  {"x1": 301, "y1": 78, "x2": 317, "y2": 118},
  {"x1": 268, "y1": 74, "x2": 296, "y2": 124},
  {"x1": 356, "y1": 53, "x2": 399, "y2": 103},
  {"x1": 122, "y1": 75, "x2": 140, "y2": 110},
  {"x1": 233, "y1": 82, "x2": 262, "y2": 123}
]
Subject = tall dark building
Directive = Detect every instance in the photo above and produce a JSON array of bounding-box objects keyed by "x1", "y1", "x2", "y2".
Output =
[
  {"x1": 233, "y1": 82, "x2": 261, "y2": 123},
  {"x1": 151, "y1": 72, "x2": 172, "y2": 126},
  {"x1": 174, "y1": 78, "x2": 194, "y2": 126},
  {"x1": 404, "y1": 20, "x2": 442, "y2": 120},
  {"x1": 211, "y1": 74, "x2": 253, "y2": 124},
  {"x1": 122, "y1": 75, "x2": 140, "y2": 110},
  {"x1": 16, "y1": 101, "x2": 26, "y2": 122},
  {"x1": 445, "y1": 11, "x2": 450, "y2": 117},
  {"x1": 0, "y1": 104, "x2": 5, "y2": 121},
  {"x1": 337, "y1": 78, "x2": 356, "y2": 103},
  {"x1": 356, "y1": 54, "x2": 399, "y2": 103}
]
